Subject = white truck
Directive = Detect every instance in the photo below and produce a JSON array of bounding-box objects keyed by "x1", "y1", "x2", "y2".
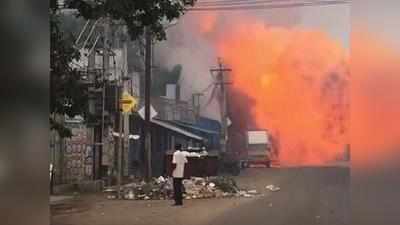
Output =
[{"x1": 242, "y1": 130, "x2": 272, "y2": 168}]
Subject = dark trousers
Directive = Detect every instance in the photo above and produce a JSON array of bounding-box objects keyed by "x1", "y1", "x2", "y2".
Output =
[{"x1": 173, "y1": 178, "x2": 183, "y2": 205}]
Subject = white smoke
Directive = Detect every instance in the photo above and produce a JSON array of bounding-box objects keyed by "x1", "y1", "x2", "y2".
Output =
[{"x1": 155, "y1": 13, "x2": 221, "y2": 120}]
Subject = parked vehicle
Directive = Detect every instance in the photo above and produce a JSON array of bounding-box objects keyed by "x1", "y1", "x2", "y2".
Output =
[{"x1": 242, "y1": 130, "x2": 272, "y2": 168}]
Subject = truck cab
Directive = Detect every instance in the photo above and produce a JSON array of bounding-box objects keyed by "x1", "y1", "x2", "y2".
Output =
[{"x1": 243, "y1": 130, "x2": 272, "y2": 168}]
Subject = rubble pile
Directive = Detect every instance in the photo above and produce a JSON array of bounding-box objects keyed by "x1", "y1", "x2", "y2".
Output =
[
  {"x1": 104, "y1": 176, "x2": 260, "y2": 200},
  {"x1": 120, "y1": 177, "x2": 174, "y2": 200},
  {"x1": 183, "y1": 176, "x2": 239, "y2": 199},
  {"x1": 265, "y1": 184, "x2": 281, "y2": 192}
]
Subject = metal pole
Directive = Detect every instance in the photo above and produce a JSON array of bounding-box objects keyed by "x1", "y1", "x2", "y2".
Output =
[
  {"x1": 210, "y1": 59, "x2": 231, "y2": 154},
  {"x1": 122, "y1": 25, "x2": 130, "y2": 178},
  {"x1": 102, "y1": 18, "x2": 110, "y2": 180},
  {"x1": 117, "y1": 89, "x2": 123, "y2": 199},
  {"x1": 144, "y1": 27, "x2": 152, "y2": 180},
  {"x1": 88, "y1": 45, "x2": 97, "y2": 180},
  {"x1": 218, "y1": 59, "x2": 227, "y2": 153},
  {"x1": 50, "y1": 113, "x2": 56, "y2": 195}
]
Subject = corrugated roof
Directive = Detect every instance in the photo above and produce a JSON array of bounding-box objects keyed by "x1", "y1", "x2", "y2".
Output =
[
  {"x1": 172, "y1": 121, "x2": 219, "y2": 134},
  {"x1": 152, "y1": 119, "x2": 203, "y2": 141}
]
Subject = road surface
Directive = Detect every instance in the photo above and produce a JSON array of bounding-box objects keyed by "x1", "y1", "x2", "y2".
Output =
[
  {"x1": 51, "y1": 166, "x2": 349, "y2": 225},
  {"x1": 210, "y1": 166, "x2": 350, "y2": 225}
]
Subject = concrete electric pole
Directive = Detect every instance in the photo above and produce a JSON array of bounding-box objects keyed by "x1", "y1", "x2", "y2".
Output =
[
  {"x1": 102, "y1": 18, "x2": 110, "y2": 181},
  {"x1": 87, "y1": 45, "x2": 96, "y2": 180},
  {"x1": 210, "y1": 58, "x2": 232, "y2": 153},
  {"x1": 143, "y1": 27, "x2": 152, "y2": 181},
  {"x1": 122, "y1": 25, "x2": 130, "y2": 178}
]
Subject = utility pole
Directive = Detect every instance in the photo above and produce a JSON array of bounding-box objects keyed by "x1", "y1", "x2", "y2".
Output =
[
  {"x1": 88, "y1": 45, "x2": 96, "y2": 180},
  {"x1": 116, "y1": 25, "x2": 131, "y2": 199},
  {"x1": 144, "y1": 27, "x2": 152, "y2": 180},
  {"x1": 122, "y1": 25, "x2": 130, "y2": 179},
  {"x1": 210, "y1": 58, "x2": 232, "y2": 153},
  {"x1": 102, "y1": 18, "x2": 110, "y2": 181},
  {"x1": 117, "y1": 83, "x2": 123, "y2": 199}
]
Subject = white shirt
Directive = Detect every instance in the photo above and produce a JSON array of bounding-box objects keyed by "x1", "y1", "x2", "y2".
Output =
[{"x1": 172, "y1": 150, "x2": 188, "y2": 178}]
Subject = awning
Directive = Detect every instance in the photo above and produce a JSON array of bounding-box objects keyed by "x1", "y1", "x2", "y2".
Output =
[
  {"x1": 172, "y1": 121, "x2": 219, "y2": 134},
  {"x1": 152, "y1": 119, "x2": 203, "y2": 141}
]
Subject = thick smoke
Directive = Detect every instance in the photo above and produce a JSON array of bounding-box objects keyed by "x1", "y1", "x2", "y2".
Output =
[
  {"x1": 157, "y1": 10, "x2": 350, "y2": 165},
  {"x1": 351, "y1": 29, "x2": 400, "y2": 168},
  {"x1": 156, "y1": 10, "x2": 303, "y2": 121},
  {"x1": 216, "y1": 20, "x2": 349, "y2": 165},
  {"x1": 155, "y1": 13, "x2": 220, "y2": 120}
]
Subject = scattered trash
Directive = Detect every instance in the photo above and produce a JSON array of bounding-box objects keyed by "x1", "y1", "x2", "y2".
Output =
[
  {"x1": 243, "y1": 194, "x2": 253, "y2": 198},
  {"x1": 104, "y1": 176, "x2": 257, "y2": 201},
  {"x1": 247, "y1": 190, "x2": 258, "y2": 194},
  {"x1": 266, "y1": 185, "x2": 281, "y2": 192},
  {"x1": 125, "y1": 190, "x2": 135, "y2": 200},
  {"x1": 156, "y1": 176, "x2": 166, "y2": 184}
]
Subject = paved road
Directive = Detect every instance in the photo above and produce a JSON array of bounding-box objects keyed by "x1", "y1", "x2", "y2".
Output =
[
  {"x1": 51, "y1": 167, "x2": 350, "y2": 225},
  {"x1": 210, "y1": 167, "x2": 350, "y2": 225}
]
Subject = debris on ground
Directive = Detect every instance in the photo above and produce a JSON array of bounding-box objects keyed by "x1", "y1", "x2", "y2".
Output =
[
  {"x1": 247, "y1": 190, "x2": 258, "y2": 194},
  {"x1": 104, "y1": 176, "x2": 260, "y2": 200},
  {"x1": 266, "y1": 185, "x2": 281, "y2": 192}
]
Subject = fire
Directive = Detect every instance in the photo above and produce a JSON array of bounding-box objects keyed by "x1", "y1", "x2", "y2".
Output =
[{"x1": 215, "y1": 22, "x2": 349, "y2": 165}]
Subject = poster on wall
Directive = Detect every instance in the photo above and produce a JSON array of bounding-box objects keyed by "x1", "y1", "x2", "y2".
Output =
[{"x1": 63, "y1": 121, "x2": 93, "y2": 183}]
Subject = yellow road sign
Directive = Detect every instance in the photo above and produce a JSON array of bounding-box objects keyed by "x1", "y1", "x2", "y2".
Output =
[{"x1": 120, "y1": 91, "x2": 138, "y2": 113}]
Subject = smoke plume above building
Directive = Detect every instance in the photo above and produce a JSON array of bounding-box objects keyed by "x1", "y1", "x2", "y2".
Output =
[{"x1": 157, "y1": 8, "x2": 352, "y2": 165}]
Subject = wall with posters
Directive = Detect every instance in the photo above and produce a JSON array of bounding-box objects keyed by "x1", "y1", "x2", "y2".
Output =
[{"x1": 63, "y1": 118, "x2": 93, "y2": 183}]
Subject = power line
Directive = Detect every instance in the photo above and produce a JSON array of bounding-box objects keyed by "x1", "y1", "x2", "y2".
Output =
[
  {"x1": 196, "y1": 0, "x2": 349, "y2": 5},
  {"x1": 195, "y1": 0, "x2": 299, "y2": 7},
  {"x1": 197, "y1": 0, "x2": 293, "y2": 4},
  {"x1": 197, "y1": 0, "x2": 289, "y2": 4},
  {"x1": 189, "y1": 0, "x2": 350, "y2": 11},
  {"x1": 191, "y1": 0, "x2": 350, "y2": 10}
]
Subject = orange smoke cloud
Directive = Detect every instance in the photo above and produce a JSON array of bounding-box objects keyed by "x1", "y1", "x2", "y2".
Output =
[
  {"x1": 181, "y1": 12, "x2": 400, "y2": 168},
  {"x1": 216, "y1": 22, "x2": 349, "y2": 165},
  {"x1": 195, "y1": 12, "x2": 218, "y2": 35},
  {"x1": 351, "y1": 30, "x2": 400, "y2": 168}
]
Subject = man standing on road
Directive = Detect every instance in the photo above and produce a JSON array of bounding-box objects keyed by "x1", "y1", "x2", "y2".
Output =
[{"x1": 172, "y1": 143, "x2": 187, "y2": 206}]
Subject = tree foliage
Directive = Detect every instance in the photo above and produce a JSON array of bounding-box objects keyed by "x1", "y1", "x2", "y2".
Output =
[
  {"x1": 49, "y1": 0, "x2": 195, "y2": 137},
  {"x1": 65, "y1": 0, "x2": 196, "y2": 41},
  {"x1": 50, "y1": 1, "x2": 88, "y2": 137}
]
